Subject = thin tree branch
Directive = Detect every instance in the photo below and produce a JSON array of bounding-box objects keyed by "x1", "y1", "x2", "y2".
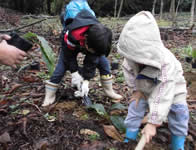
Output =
[{"x1": 0, "y1": 18, "x2": 46, "y2": 33}]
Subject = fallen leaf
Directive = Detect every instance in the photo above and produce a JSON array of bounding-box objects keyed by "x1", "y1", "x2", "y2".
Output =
[
  {"x1": 22, "y1": 74, "x2": 39, "y2": 82},
  {"x1": 0, "y1": 132, "x2": 11, "y2": 143},
  {"x1": 80, "y1": 129, "x2": 99, "y2": 137},
  {"x1": 20, "y1": 109, "x2": 30, "y2": 115},
  {"x1": 103, "y1": 125, "x2": 123, "y2": 142},
  {"x1": 44, "y1": 113, "x2": 56, "y2": 122},
  {"x1": 0, "y1": 99, "x2": 8, "y2": 106},
  {"x1": 72, "y1": 108, "x2": 87, "y2": 119},
  {"x1": 20, "y1": 92, "x2": 30, "y2": 96}
]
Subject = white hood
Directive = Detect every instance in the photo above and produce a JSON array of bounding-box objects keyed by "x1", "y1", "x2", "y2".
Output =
[{"x1": 117, "y1": 11, "x2": 164, "y2": 70}]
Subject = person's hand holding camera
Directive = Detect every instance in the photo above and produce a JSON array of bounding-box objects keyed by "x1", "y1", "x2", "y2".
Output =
[{"x1": 0, "y1": 34, "x2": 26, "y2": 68}]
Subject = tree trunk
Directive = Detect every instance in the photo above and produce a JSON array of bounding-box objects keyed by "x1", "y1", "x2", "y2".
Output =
[
  {"x1": 175, "y1": 0, "x2": 182, "y2": 17},
  {"x1": 172, "y1": 0, "x2": 183, "y2": 27},
  {"x1": 170, "y1": 0, "x2": 175, "y2": 14},
  {"x1": 47, "y1": 0, "x2": 51, "y2": 14},
  {"x1": 159, "y1": 0, "x2": 164, "y2": 20},
  {"x1": 152, "y1": 0, "x2": 157, "y2": 15},
  {"x1": 190, "y1": 0, "x2": 196, "y2": 26},
  {"x1": 170, "y1": 0, "x2": 176, "y2": 27},
  {"x1": 114, "y1": 0, "x2": 117, "y2": 17},
  {"x1": 117, "y1": 0, "x2": 124, "y2": 18}
]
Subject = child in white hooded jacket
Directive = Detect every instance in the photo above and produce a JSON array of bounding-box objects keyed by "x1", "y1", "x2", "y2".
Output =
[{"x1": 117, "y1": 11, "x2": 189, "y2": 150}]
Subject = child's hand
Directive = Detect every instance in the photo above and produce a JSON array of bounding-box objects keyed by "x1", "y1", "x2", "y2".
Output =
[
  {"x1": 129, "y1": 90, "x2": 146, "y2": 107},
  {"x1": 141, "y1": 123, "x2": 157, "y2": 143}
]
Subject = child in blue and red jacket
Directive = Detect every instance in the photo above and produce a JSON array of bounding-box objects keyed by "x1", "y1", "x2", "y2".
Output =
[{"x1": 42, "y1": 9, "x2": 122, "y2": 106}]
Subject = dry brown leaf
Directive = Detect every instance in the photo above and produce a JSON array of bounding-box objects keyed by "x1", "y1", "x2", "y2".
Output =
[
  {"x1": 22, "y1": 75, "x2": 39, "y2": 82},
  {"x1": 20, "y1": 92, "x2": 30, "y2": 96},
  {"x1": 103, "y1": 125, "x2": 123, "y2": 142},
  {"x1": 0, "y1": 99, "x2": 8, "y2": 106},
  {"x1": 0, "y1": 132, "x2": 11, "y2": 143},
  {"x1": 72, "y1": 108, "x2": 87, "y2": 118},
  {"x1": 80, "y1": 129, "x2": 99, "y2": 136}
]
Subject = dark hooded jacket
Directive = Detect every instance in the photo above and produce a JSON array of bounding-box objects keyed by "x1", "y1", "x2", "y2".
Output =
[{"x1": 61, "y1": 10, "x2": 101, "y2": 80}]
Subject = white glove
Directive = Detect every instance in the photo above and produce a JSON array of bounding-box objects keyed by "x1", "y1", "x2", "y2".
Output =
[
  {"x1": 81, "y1": 80, "x2": 89, "y2": 96},
  {"x1": 71, "y1": 71, "x2": 83, "y2": 90}
]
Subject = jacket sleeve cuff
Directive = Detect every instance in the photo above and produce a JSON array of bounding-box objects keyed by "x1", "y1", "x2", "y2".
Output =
[{"x1": 147, "y1": 113, "x2": 167, "y2": 125}]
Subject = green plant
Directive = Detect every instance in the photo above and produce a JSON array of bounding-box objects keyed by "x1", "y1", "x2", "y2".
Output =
[
  {"x1": 110, "y1": 116, "x2": 126, "y2": 133},
  {"x1": 88, "y1": 103, "x2": 108, "y2": 117},
  {"x1": 9, "y1": 104, "x2": 20, "y2": 110},
  {"x1": 37, "y1": 72, "x2": 50, "y2": 80},
  {"x1": 192, "y1": 49, "x2": 196, "y2": 59},
  {"x1": 23, "y1": 32, "x2": 56, "y2": 76},
  {"x1": 111, "y1": 103, "x2": 126, "y2": 110},
  {"x1": 88, "y1": 134, "x2": 100, "y2": 141},
  {"x1": 81, "y1": 114, "x2": 89, "y2": 120},
  {"x1": 44, "y1": 113, "x2": 56, "y2": 122},
  {"x1": 114, "y1": 53, "x2": 121, "y2": 59},
  {"x1": 109, "y1": 148, "x2": 116, "y2": 150},
  {"x1": 157, "y1": 19, "x2": 172, "y2": 27},
  {"x1": 115, "y1": 71, "x2": 125, "y2": 83},
  {"x1": 183, "y1": 45, "x2": 194, "y2": 58},
  {"x1": 88, "y1": 103, "x2": 126, "y2": 134}
]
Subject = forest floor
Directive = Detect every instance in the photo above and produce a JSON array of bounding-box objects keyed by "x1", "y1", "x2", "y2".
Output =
[{"x1": 0, "y1": 7, "x2": 196, "y2": 150}]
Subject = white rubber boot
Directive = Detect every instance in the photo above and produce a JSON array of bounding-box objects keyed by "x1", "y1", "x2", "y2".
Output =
[
  {"x1": 42, "y1": 80, "x2": 58, "y2": 106},
  {"x1": 101, "y1": 75, "x2": 123, "y2": 100}
]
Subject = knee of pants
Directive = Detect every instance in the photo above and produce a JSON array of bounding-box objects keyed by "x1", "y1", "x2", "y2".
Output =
[
  {"x1": 97, "y1": 56, "x2": 111, "y2": 75},
  {"x1": 50, "y1": 65, "x2": 67, "y2": 83},
  {"x1": 168, "y1": 104, "x2": 189, "y2": 136},
  {"x1": 124, "y1": 99, "x2": 147, "y2": 129}
]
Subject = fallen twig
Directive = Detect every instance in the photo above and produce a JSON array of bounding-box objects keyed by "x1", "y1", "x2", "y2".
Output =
[
  {"x1": 26, "y1": 102, "x2": 42, "y2": 113},
  {"x1": 0, "y1": 19, "x2": 46, "y2": 33}
]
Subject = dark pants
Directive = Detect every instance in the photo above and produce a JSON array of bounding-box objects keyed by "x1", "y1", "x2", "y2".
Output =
[{"x1": 50, "y1": 49, "x2": 111, "y2": 84}]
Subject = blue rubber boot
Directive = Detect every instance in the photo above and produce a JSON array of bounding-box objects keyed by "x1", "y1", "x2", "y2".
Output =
[
  {"x1": 171, "y1": 135, "x2": 185, "y2": 150},
  {"x1": 124, "y1": 129, "x2": 139, "y2": 143}
]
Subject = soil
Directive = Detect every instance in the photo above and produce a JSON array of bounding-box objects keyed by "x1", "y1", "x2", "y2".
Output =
[{"x1": 0, "y1": 7, "x2": 196, "y2": 150}]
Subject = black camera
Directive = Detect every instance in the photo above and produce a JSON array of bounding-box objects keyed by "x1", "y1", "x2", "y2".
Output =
[{"x1": 6, "y1": 33, "x2": 33, "y2": 52}]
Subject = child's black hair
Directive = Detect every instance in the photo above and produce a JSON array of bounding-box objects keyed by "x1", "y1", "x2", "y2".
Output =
[{"x1": 86, "y1": 23, "x2": 112, "y2": 57}]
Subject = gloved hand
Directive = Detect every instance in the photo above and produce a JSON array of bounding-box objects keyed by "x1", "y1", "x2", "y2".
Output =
[
  {"x1": 71, "y1": 71, "x2": 83, "y2": 90},
  {"x1": 81, "y1": 80, "x2": 89, "y2": 96}
]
